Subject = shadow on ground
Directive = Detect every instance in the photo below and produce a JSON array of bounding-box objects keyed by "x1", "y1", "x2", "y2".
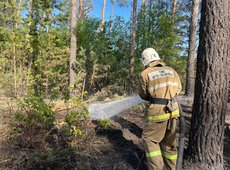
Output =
[
  {"x1": 96, "y1": 128, "x2": 147, "y2": 169},
  {"x1": 112, "y1": 115, "x2": 143, "y2": 138}
]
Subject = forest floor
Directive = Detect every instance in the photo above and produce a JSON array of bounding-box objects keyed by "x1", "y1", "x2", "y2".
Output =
[{"x1": 0, "y1": 95, "x2": 230, "y2": 169}]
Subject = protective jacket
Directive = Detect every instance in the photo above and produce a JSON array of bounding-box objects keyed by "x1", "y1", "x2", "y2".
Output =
[
  {"x1": 139, "y1": 60, "x2": 182, "y2": 170},
  {"x1": 139, "y1": 60, "x2": 182, "y2": 121}
]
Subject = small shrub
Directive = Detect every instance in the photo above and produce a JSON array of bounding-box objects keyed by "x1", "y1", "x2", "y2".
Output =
[
  {"x1": 12, "y1": 96, "x2": 55, "y2": 129},
  {"x1": 11, "y1": 96, "x2": 55, "y2": 147},
  {"x1": 98, "y1": 117, "x2": 110, "y2": 129},
  {"x1": 11, "y1": 95, "x2": 90, "y2": 148},
  {"x1": 52, "y1": 96, "x2": 90, "y2": 147}
]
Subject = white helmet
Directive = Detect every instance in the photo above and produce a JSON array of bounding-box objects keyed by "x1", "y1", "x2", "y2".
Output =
[{"x1": 141, "y1": 48, "x2": 160, "y2": 66}]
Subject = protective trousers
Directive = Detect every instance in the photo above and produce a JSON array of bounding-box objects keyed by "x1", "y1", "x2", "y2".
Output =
[{"x1": 142, "y1": 118, "x2": 177, "y2": 170}]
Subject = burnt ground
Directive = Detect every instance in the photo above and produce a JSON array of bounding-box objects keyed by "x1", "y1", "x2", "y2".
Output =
[
  {"x1": 0, "y1": 96, "x2": 230, "y2": 169},
  {"x1": 85, "y1": 96, "x2": 230, "y2": 170}
]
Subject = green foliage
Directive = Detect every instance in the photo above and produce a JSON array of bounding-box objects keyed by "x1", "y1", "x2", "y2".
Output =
[
  {"x1": 56, "y1": 97, "x2": 90, "y2": 140},
  {"x1": 0, "y1": 0, "x2": 190, "y2": 97},
  {"x1": 135, "y1": 0, "x2": 190, "y2": 87},
  {"x1": 12, "y1": 96, "x2": 55, "y2": 131},
  {"x1": 166, "y1": 56, "x2": 187, "y2": 88},
  {"x1": 106, "y1": 17, "x2": 130, "y2": 87},
  {"x1": 1, "y1": 1, "x2": 194, "y2": 168},
  {"x1": 11, "y1": 94, "x2": 90, "y2": 149},
  {"x1": 10, "y1": 94, "x2": 93, "y2": 170},
  {"x1": 116, "y1": 0, "x2": 128, "y2": 7},
  {"x1": 99, "y1": 117, "x2": 111, "y2": 129},
  {"x1": 65, "y1": 97, "x2": 89, "y2": 122}
]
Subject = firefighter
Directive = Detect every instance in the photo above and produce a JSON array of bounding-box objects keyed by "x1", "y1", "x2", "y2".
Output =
[{"x1": 138, "y1": 48, "x2": 182, "y2": 170}]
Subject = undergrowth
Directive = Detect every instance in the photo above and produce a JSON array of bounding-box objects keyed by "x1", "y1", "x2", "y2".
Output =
[{"x1": 8, "y1": 95, "x2": 94, "y2": 169}]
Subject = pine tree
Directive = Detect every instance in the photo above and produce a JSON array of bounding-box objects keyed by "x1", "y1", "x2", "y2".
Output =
[
  {"x1": 69, "y1": 0, "x2": 77, "y2": 97},
  {"x1": 128, "y1": 0, "x2": 137, "y2": 94},
  {"x1": 185, "y1": 0, "x2": 229, "y2": 169}
]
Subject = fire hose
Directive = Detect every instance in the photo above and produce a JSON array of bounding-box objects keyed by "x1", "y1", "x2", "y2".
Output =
[{"x1": 176, "y1": 101, "x2": 185, "y2": 170}]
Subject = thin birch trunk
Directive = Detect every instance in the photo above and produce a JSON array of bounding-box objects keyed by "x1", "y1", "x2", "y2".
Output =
[
  {"x1": 99, "y1": 0, "x2": 107, "y2": 32},
  {"x1": 109, "y1": 0, "x2": 115, "y2": 32}
]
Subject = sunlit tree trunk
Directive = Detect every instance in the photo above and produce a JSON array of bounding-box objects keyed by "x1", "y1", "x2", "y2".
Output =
[
  {"x1": 78, "y1": 0, "x2": 83, "y2": 19},
  {"x1": 171, "y1": 0, "x2": 177, "y2": 20},
  {"x1": 185, "y1": 0, "x2": 199, "y2": 96},
  {"x1": 141, "y1": 0, "x2": 146, "y2": 14},
  {"x1": 109, "y1": 0, "x2": 115, "y2": 31},
  {"x1": 109, "y1": 0, "x2": 128, "y2": 32},
  {"x1": 13, "y1": 18, "x2": 17, "y2": 96},
  {"x1": 99, "y1": 0, "x2": 107, "y2": 32},
  {"x1": 12, "y1": 0, "x2": 22, "y2": 96},
  {"x1": 185, "y1": 0, "x2": 229, "y2": 169},
  {"x1": 24, "y1": 0, "x2": 33, "y2": 96},
  {"x1": 128, "y1": 0, "x2": 137, "y2": 94},
  {"x1": 69, "y1": 0, "x2": 77, "y2": 96}
]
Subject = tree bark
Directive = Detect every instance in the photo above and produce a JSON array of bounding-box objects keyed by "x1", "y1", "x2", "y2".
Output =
[
  {"x1": 23, "y1": 0, "x2": 33, "y2": 96},
  {"x1": 85, "y1": 46, "x2": 92, "y2": 92},
  {"x1": 186, "y1": 0, "x2": 229, "y2": 169},
  {"x1": 185, "y1": 0, "x2": 199, "y2": 96},
  {"x1": 13, "y1": 28, "x2": 17, "y2": 97},
  {"x1": 109, "y1": 0, "x2": 115, "y2": 32},
  {"x1": 78, "y1": 0, "x2": 83, "y2": 19},
  {"x1": 128, "y1": 0, "x2": 137, "y2": 94},
  {"x1": 99, "y1": 0, "x2": 106, "y2": 32},
  {"x1": 12, "y1": 0, "x2": 22, "y2": 96},
  {"x1": 69, "y1": 0, "x2": 77, "y2": 96},
  {"x1": 171, "y1": 0, "x2": 177, "y2": 21}
]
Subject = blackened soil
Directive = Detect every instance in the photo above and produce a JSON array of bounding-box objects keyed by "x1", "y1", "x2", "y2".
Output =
[
  {"x1": 88, "y1": 105, "x2": 148, "y2": 170},
  {"x1": 1, "y1": 97, "x2": 230, "y2": 170},
  {"x1": 87, "y1": 98, "x2": 230, "y2": 170}
]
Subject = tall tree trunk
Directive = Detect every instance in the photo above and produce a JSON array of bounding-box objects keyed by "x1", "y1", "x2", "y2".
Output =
[
  {"x1": 24, "y1": 0, "x2": 33, "y2": 96},
  {"x1": 185, "y1": 0, "x2": 229, "y2": 169},
  {"x1": 185, "y1": 0, "x2": 199, "y2": 96},
  {"x1": 100, "y1": 0, "x2": 106, "y2": 32},
  {"x1": 171, "y1": 0, "x2": 177, "y2": 20},
  {"x1": 12, "y1": 0, "x2": 22, "y2": 96},
  {"x1": 85, "y1": 46, "x2": 92, "y2": 92},
  {"x1": 13, "y1": 29, "x2": 17, "y2": 96},
  {"x1": 99, "y1": 0, "x2": 106, "y2": 32},
  {"x1": 137, "y1": 0, "x2": 146, "y2": 49},
  {"x1": 78, "y1": 0, "x2": 83, "y2": 19},
  {"x1": 109, "y1": 0, "x2": 115, "y2": 32},
  {"x1": 128, "y1": 0, "x2": 137, "y2": 94},
  {"x1": 69, "y1": 0, "x2": 77, "y2": 96},
  {"x1": 30, "y1": 0, "x2": 41, "y2": 96}
]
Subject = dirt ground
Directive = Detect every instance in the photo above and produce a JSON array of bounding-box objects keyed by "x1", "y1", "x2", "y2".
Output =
[
  {"x1": 85, "y1": 96, "x2": 230, "y2": 170},
  {"x1": 0, "y1": 96, "x2": 230, "y2": 170}
]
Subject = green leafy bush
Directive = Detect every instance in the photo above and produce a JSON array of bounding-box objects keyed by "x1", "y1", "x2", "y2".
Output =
[
  {"x1": 12, "y1": 96, "x2": 55, "y2": 130},
  {"x1": 98, "y1": 117, "x2": 111, "y2": 129},
  {"x1": 11, "y1": 95, "x2": 90, "y2": 148}
]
